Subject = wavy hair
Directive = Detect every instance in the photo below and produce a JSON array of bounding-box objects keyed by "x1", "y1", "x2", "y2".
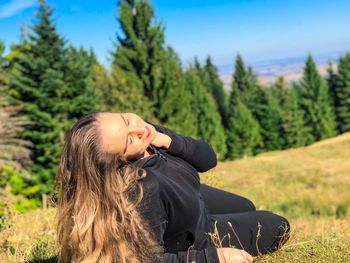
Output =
[{"x1": 55, "y1": 112, "x2": 162, "y2": 263}]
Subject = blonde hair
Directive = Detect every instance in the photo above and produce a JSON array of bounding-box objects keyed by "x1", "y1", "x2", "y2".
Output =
[{"x1": 55, "y1": 112, "x2": 162, "y2": 263}]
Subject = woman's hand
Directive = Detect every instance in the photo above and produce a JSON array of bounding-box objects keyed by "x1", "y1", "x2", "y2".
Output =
[
  {"x1": 217, "y1": 247, "x2": 253, "y2": 263},
  {"x1": 150, "y1": 129, "x2": 172, "y2": 149}
]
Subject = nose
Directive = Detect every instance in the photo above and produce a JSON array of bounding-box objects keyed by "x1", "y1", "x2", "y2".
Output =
[{"x1": 129, "y1": 124, "x2": 145, "y2": 139}]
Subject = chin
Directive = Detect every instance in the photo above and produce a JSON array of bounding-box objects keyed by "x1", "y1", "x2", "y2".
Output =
[{"x1": 151, "y1": 133, "x2": 156, "y2": 142}]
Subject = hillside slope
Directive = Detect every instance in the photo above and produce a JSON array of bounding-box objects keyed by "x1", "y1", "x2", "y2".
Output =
[
  {"x1": 204, "y1": 132, "x2": 350, "y2": 220},
  {"x1": 1, "y1": 133, "x2": 350, "y2": 262}
]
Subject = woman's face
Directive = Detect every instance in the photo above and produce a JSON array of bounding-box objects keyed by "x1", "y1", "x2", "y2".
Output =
[{"x1": 97, "y1": 112, "x2": 156, "y2": 160}]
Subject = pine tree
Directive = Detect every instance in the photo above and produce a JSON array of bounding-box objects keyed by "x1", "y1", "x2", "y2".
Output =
[
  {"x1": 0, "y1": 41, "x2": 6, "y2": 90},
  {"x1": 78, "y1": 49, "x2": 113, "y2": 110},
  {"x1": 112, "y1": 0, "x2": 165, "y2": 121},
  {"x1": 232, "y1": 58, "x2": 284, "y2": 152},
  {"x1": 1, "y1": 40, "x2": 42, "y2": 209},
  {"x1": 193, "y1": 57, "x2": 210, "y2": 92},
  {"x1": 226, "y1": 84, "x2": 262, "y2": 159},
  {"x1": 63, "y1": 45, "x2": 101, "y2": 119},
  {"x1": 252, "y1": 86, "x2": 285, "y2": 153},
  {"x1": 156, "y1": 47, "x2": 195, "y2": 135},
  {"x1": 6, "y1": 1, "x2": 98, "y2": 193},
  {"x1": 282, "y1": 85, "x2": 311, "y2": 147},
  {"x1": 232, "y1": 55, "x2": 249, "y2": 99},
  {"x1": 91, "y1": 64, "x2": 113, "y2": 111},
  {"x1": 298, "y1": 55, "x2": 337, "y2": 143},
  {"x1": 204, "y1": 56, "x2": 228, "y2": 127},
  {"x1": 226, "y1": 98, "x2": 262, "y2": 160},
  {"x1": 1, "y1": 40, "x2": 32, "y2": 169},
  {"x1": 231, "y1": 54, "x2": 258, "y2": 112},
  {"x1": 185, "y1": 69, "x2": 227, "y2": 159},
  {"x1": 0, "y1": 41, "x2": 6, "y2": 69},
  {"x1": 334, "y1": 53, "x2": 350, "y2": 133},
  {"x1": 327, "y1": 61, "x2": 338, "y2": 110},
  {"x1": 271, "y1": 76, "x2": 288, "y2": 108},
  {"x1": 0, "y1": 103, "x2": 33, "y2": 171}
]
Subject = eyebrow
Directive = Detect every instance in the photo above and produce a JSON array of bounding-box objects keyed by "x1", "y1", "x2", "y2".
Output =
[{"x1": 120, "y1": 114, "x2": 128, "y2": 154}]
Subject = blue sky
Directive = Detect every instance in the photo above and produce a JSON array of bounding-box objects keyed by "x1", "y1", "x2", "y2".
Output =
[{"x1": 1, "y1": 0, "x2": 350, "y2": 67}]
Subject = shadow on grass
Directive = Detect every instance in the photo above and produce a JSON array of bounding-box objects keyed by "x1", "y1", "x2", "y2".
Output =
[{"x1": 27, "y1": 256, "x2": 58, "y2": 263}]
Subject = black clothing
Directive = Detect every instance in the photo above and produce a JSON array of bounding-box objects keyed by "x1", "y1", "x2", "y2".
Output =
[
  {"x1": 132, "y1": 123, "x2": 219, "y2": 262},
  {"x1": 199, "y1": 184, "x2": 256, "y2": 214},
  {"x1": 132, "y1": 124, "x2": 290, "y2": 262},
  {"x1": 200, "y1": 185, "x2": 290, "y2": 255}
]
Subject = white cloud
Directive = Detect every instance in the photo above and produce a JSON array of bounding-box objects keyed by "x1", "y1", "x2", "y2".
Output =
[{"x1": 0, "y1": 0, "x2": 37, "y2": 19}]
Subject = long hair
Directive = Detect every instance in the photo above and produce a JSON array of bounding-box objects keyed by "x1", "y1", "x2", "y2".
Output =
[{"x1": 55, "y1": 112, "x2": 163, "y2": 263}]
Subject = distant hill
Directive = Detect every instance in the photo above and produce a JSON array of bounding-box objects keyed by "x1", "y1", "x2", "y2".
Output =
[{"x1": 219, "y1": 49, "x2": 348, "y2": 91}]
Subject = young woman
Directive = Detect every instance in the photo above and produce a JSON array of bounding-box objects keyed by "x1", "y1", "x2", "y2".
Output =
[{"x1": 56, "y1": 111, "x2": 290, "y2": 263}]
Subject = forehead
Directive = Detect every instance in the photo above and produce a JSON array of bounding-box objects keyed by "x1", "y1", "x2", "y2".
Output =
[{"x1": 97, "y1": 112, "x2": 126, "y2": 154}]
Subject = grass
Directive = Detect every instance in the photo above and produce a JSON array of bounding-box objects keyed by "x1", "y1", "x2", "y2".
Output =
[
  {"x1": 0, "y1": 208, "x2": 57, "y2": 262},
  {"x1": 1, "y1": 132, "x2": 350, "y2": 262},
  {"x1": 201, "y1": 132, "x2": 350, "y2": 262}
]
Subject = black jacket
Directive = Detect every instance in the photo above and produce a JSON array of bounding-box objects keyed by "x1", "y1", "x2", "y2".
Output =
[{"x1": 132, "y1": 123, "x2": 220, "y2": 263}]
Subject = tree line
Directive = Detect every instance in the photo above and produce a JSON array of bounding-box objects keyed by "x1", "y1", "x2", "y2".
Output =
[{"x1": 0, "y1": 0, "x2": 349, "y2": 213}]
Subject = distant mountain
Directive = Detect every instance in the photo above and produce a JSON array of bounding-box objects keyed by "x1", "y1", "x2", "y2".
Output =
[{"x1": 219, "y1": 49, "x2": 348, "y2": 91}]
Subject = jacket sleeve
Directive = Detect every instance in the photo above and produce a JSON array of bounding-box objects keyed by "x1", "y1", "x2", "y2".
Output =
[
  {"x1": 139, "y1": 171, "x2": 220, "y2": 263},
  {"x1": 146, "y1": 122, "x2": 217, "y2": 172}
]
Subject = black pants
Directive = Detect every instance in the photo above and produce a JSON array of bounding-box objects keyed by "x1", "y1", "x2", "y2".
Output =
[{"x1": 200, "y1": 184, "x2": 290, "y2": 256}]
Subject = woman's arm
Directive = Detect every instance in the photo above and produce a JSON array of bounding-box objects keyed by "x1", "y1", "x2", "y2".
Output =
[
  {"x1": 138, "y1": 171, "x2": 220, "y2": 262},
  {"x1": 147, "y1": 121, "x2": 217, "y2": 172}
]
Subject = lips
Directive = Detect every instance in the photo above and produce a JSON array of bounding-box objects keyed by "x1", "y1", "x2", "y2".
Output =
[{"x1": 145, "y1": 126, "x2": 150, "y2": 139}]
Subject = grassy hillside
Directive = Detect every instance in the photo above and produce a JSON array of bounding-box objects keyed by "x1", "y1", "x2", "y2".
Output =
[
  {"x1": 202, "y1": 132, "x2": 350, "y2": 262},
  {"x1": 1, "y1": 133, "x2": 350, "y2": 262}
]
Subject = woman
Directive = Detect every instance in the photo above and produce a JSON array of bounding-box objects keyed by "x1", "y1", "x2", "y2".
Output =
[{"x1": 56, "y1": 111, "x2": 290, "y2": 263}]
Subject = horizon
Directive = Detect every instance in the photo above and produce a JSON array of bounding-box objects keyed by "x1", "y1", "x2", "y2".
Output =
[{"x1": 1, "y1": 0, "x2": 350, "y2": 69}]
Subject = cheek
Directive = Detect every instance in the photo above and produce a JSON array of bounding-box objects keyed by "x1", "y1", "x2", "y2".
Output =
[{"x1": 134, "y1": 141, "x2": 146, "y2": 153}]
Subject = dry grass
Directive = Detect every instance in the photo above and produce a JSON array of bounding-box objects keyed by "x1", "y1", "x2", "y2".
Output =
[
  {"x1": 259, "y1": 218, "x2": 350, "y2": 262},
  {"x1": 203, "y1": 132, "x2": 350, "y2": 220},
  {"x1": 200, "y1": 132, "x2": 350, "y2": 262},
  {"x1": 0, "y1": 208, "x2": 57, "y2": 262},
  {"x1": 1, "y1": 132, "x2": 350, "y2": 262}
]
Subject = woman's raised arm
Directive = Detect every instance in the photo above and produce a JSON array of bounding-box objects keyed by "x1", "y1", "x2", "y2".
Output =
[{"x1": 147, "y1": 122, "x2": 218, "y2": 172}]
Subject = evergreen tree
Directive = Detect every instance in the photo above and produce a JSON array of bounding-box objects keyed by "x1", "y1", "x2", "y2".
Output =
[
  {"x1": 90, "y1": 61, "x2": 113, "y2": 111},
  {"x1": 252, "y1": 86, "x2": 285, "y2": 153},
  {"x1": 282, "y1": 85, "x2": 311, "y2": 147},
  {"x1": 232, "y1": 55, "x2": 249, "y2": 98},
  {"x1": 226, "y1": 98, "x2": 262, "y2": 160},
  {"x1": 204, "y1": 56, "x2": 228, "y2": 127},
  {"x1": 6, "y1": 1, "x2": 98, "y2": 193},
  {"x1": 334, "y1": 53, "x2": 350, "y2": 133},
  {"x1": 1, "y1": 40, "x2": 31, "y2": 169},
  {"x1": 63, "y1": 45, "x2": 101, "y2": 119},
  {"x1": 193, "y1": 57, "x2": 210, "y2": 92},
  {"x1": 156, "y1": 47, "x2": 196, "y2": 135},
  {"x1": 0, "y1": 41, "x2": 6, "y2": 90},
  {"x1": 185, "y1": 69, "x2": 227, "y2": 159},
  {"x1": 71, "y1": 47, "x2": 114, "y2": 111},
  {"x1": 271, "y1": 76, "x2": 288, "y2": 108},
  {"x1": 0, "y1": 41, "x2": 6, "y2": 69},
  {"x1": 327, "y1": 61, "x2": 338, "y2": 111},
  {"x1": 112, "y1": 0, "x2": 165, "y2": 121},
  {"x1": 232, "y1": 59, "x2": 284, "y2": 152},
  {"x1": 226, "y1": 84, "x2": 262, "y2": 159},
  {"x1": 298, "y1": 55, "x2": 336, "y2": 143},
  {"x1": 0, "y1": 102, "x2": 33, "y2": 171},
  {"x1": 231, "y1": 54, "x2": 258, "y2": 112}
]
